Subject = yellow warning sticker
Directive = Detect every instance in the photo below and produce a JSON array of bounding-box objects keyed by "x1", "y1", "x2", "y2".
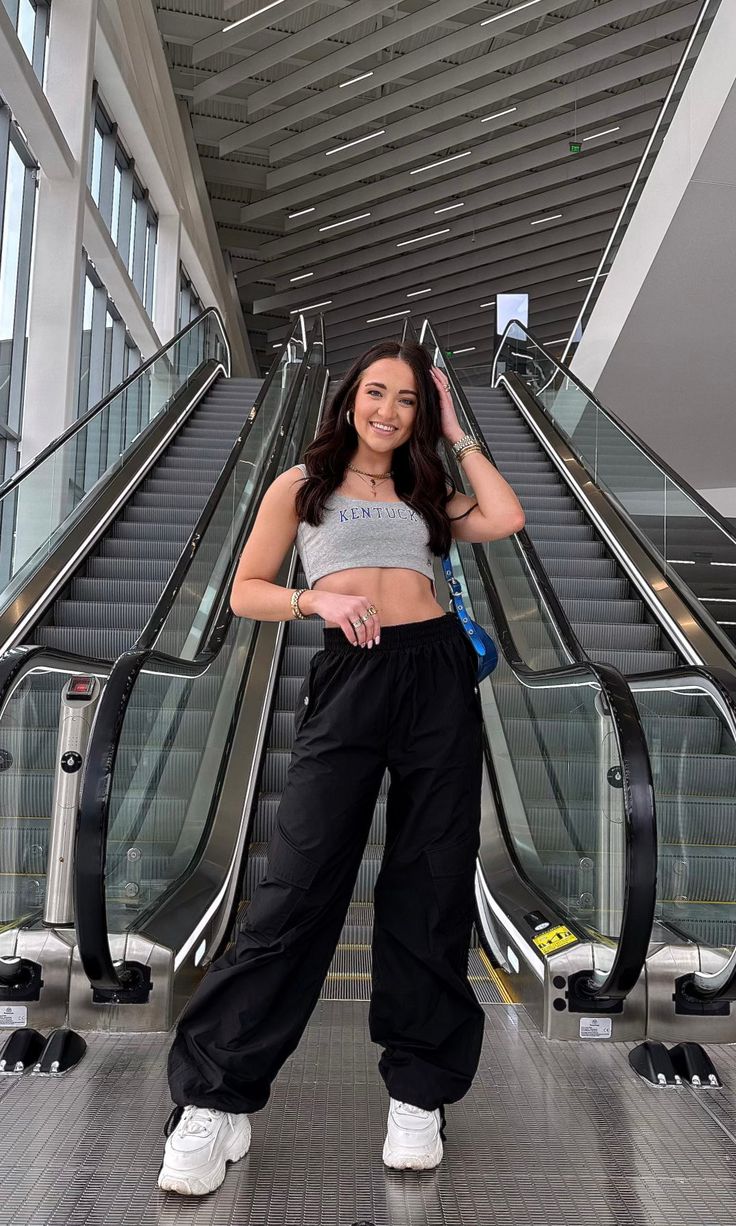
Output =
[{"x1": 532, "y1": 925, "x2": 578, "y2": 956}]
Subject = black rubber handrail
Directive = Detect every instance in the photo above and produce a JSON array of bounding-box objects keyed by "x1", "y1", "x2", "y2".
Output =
[
  {"x1": 74, "y1": 320, "x2": 324, "y2": 992},
  {"x1": 0, "y1": 306, "x2": 231, "y2": 502},
  {"x1": 419, "y1": 316, "x2": 657, "y2": 1002},
  {"x1": 493, "y1": 318, "x2": 736, "y2": 549}
]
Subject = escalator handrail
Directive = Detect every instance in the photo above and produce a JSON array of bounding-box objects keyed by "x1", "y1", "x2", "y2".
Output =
[
  {"x1": 421, "y1": 316, "x2": 657, "y2": 1002},
  {"x1": 0, "y1": 307, "x2": 232, "y2": 502},
  {"x1": 74, "y1": 324, "x2": 325, "y2": 992},
  {"x1": 438, "y1": 318, "x2": 736, "y2": 1003},
  {"x1": 492, "y1": 318, "x2": 736, "y2": 551}
]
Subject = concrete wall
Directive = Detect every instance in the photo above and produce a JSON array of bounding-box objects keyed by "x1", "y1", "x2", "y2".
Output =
[{"x1": 570, "y1": 1, "x2": 736, "y2": 517}]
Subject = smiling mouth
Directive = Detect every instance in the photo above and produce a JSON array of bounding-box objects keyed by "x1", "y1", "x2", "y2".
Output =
[{"x1": 369, "y1": 421, "x2": 398, "y2": 434}]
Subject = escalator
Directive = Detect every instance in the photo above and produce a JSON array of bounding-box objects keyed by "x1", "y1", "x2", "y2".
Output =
[
  {"x1": 50, "y1": 318, "x2": 657, "y2": 1051},
  {"x1": 426, "y1": 317, "x2": 736, "y2": 1033},
  {"x1": 0, "y1": 310, "x2": 310, "y2": 1002}
]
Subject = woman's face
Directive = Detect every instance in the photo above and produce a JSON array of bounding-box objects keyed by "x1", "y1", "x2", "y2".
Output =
[{"x1": 351, "y1": 357, "x2": 418, "y2": 455}]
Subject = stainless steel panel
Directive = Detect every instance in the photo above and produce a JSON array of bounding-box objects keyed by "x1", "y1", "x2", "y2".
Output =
[{"x1": 647, "y1": 943, "x2": 736, "y2": 1043}]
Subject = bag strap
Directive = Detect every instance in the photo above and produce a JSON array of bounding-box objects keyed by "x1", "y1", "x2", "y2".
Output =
[{"x1": 441, "y1": 553, "x2": 484, "y2": 654}]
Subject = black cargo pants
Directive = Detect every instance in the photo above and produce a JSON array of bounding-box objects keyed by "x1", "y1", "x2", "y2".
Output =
[{"x1": 168, "y1": 612, "x2": 485, "y2": 1116}]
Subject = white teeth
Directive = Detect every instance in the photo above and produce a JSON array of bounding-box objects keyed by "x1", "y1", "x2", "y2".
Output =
[{"x1": 370, "y1": 422, "x2": 396, "y2": 432}]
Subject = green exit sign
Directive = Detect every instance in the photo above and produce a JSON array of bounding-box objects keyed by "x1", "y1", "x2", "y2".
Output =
[
  {"x1": 446, "y1": 349, "x2": 454, "y2": 356},
  {"x1": 569, "y1": 140, "x2": 582, "y2": 154}
]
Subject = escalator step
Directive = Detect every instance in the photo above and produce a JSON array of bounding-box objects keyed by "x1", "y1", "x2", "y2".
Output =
[
  {"x1": 68, "y1": 577, "x2": 165, "y2": 604},
  {"x1": 49, "y1": 601, "x2": 149, "y2": 630},
  {"x1": 85, "y1": 557, "x2": 175, "y2": 581},
  {"x1": 560, "y1": 598, "x2": 643, "y2": 623}
]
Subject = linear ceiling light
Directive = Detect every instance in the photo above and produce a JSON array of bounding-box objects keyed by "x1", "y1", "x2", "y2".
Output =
[
  {"x1": 530, "y1": 213, "x2": 563, "y2": 225},
  {"x1": 453, "y1": 347, "x2": 476, "y2": 354},
  {"x1": 289, "y1": 300, "x2": 332, "y2": 313},
  {"x1": 340, "y1": 70, "x2": 374, "y2": 88},
  {"x1": 479, "y1": 301, "x2": 495, "y2": 308},
  {"x1": 366, "y1": 310, "x2": 411, "y2": 323},
  {"x1": 435, "y1": 202, "x2": 464, "y2": 214},
  {"x1": 318, "y1": 212, "x2": 371, "y2": 232},
  {"x1": 396, "y1": 228, "x2": 450, "y2": 247},
  {"x1": 481, "y1": 0, "x2": 541, "y2": 26},
  {"x1": 577, "y1": 272, "x2": 609, "y2": 283},
  {"x1": 272, "y1": 343, "x2": 283, "y2": 348},
  {"x1": 226, "y1": 0, "x2": 284, "y2": 31},
  {"x1": 288, "y1": 207, "x2": 315, "y2": 219},
  {"x1": 407, "y1": 288, "x2": 432, "y2": 297},
  {"x1": 583, "y1": 126, "x2": 621, "y2": 142},
  {"x1": 326, "y1": 130, "x2": 385, "y2": 156},
  {"x1": 410, "y1": 151, "x2": 471, "y2": 175},
  {"x1": 480, "y1": 106, "x2": 517, "y2": 123},
  {"x1": 290, "y1": 272, "x2": 314, "y2": 282}
]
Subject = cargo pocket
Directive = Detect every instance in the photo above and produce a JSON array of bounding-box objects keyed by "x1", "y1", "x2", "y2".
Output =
[
  {"x1": 292, "y1": 650, "x2": 323, "y2": 741},
  {"x1": 241, "y1": 832, "x2": 320, "y2": 942},
  {"x1": 425, "y1": 832, "x2": 479, "y2": 947}
]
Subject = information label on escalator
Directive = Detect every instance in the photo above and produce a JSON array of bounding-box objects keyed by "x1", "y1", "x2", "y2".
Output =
[
  {"x1": 0, "y1": 1006, "x2": 26, "y2": 1028},
  {"x1": 532, "y1": 925, "x2": 578, "y2": 956},
  {"x1": 579, "y1": 1017, "x2": 612, "y2": 1040}
]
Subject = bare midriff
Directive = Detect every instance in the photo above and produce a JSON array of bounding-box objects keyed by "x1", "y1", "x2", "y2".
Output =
[{"x1": 313, "y1": 566, "x2": 446, "y2": 628}]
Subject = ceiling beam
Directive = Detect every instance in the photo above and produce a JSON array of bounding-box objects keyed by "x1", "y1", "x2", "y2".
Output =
[
  {"x1": 248, "y1": 97, "x2": 660, "y2": 272},
  {"x1": 240, "y1": 75, "x2": 667, "y2": 222},
  {"x1": 221, "y1": 0, "x2": 650, "y2": 154},
  {"x1": 255, "y1": 169, "x2": 634, "y2": 315},
  {"x1": 268, "y1": 5, "x2": 695, "y2": 185},
  {"x1": 247, "y1": 0, "x2": 579, "y2": 117},
  {"x1": 194, "y1": 0, "x2": 401, "y2": 106}
]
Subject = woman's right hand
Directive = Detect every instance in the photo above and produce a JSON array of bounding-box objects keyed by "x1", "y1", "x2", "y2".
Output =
[{"x1": 307, "y1": 591, "x2": 381, "y2": 647}]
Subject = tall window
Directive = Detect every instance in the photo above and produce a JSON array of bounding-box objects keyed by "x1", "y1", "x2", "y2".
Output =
[
  {"x1": 88, "y1": 96, "x2": 158, "y2": 319},
  {"x1": 0, "y1": 101, "x2": 38, "y2": 482},
  {"x1": 77, "y1": 252, "x2": 141, "y2": 418},
  {"x1": 1, "y1": 0, "x2": 49, "y2": 85}
]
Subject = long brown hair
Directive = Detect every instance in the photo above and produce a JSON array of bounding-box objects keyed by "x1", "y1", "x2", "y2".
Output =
[{"x1": 295, "y1": 339, "x2": 457, "y2": 555}]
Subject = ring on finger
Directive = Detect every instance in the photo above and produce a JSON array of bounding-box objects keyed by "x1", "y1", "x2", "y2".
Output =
[
  {"x1": 365, "y1": 604, "x2": 377, "y2": 616},
  {"x1": 351, "y1": 619, "x2": 363, "y2": 629}
]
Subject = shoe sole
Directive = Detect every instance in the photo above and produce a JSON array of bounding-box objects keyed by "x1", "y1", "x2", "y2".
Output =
[
  {"x1": 382, "y1": 1137, "x2": 443, "y2": 1171},
  {"x1": 157, "y1": 1126, "x2": 251, "y2": 1196}
]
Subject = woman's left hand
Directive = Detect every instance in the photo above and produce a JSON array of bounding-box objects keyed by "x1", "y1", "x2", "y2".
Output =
[{"x1": 430, "y1": 366, "x2": 463, "y2": 441}]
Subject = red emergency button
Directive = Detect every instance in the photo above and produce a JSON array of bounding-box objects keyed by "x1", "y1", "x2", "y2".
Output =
[{"x1": 66, "y1": 676, "x2": 94, "y2": 699}]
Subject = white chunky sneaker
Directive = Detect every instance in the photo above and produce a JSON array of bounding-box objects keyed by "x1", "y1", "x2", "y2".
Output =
[
  {"x1": 382, "y1": 1098, "x2": 445, "y2": 1171},
  {"x1": 157, "y1": 1105, "x2": 251, "y2": 1196}
]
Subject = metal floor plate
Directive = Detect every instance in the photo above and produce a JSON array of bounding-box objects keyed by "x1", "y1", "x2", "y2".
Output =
[{"x1": 0, "y1": 1004, "x2": 735, "y2": 1225}]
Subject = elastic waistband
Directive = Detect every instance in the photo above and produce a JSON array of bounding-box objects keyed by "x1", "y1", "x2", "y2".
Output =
[{"x1": 322, "y1": 611, "x2": 462, "y2": 652}]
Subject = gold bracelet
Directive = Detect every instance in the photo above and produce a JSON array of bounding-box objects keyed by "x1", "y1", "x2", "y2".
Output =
[
  {"x1": 291, "y1": 588, "x2": 307, "y2": 620},
  {"x1": 456, "y1": 444, "x2": 482, "y2": 462}
]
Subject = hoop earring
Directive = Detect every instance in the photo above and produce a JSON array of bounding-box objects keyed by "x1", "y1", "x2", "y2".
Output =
[{"x1": 346, "y1": 408, "x2": 353, "y2": 427}]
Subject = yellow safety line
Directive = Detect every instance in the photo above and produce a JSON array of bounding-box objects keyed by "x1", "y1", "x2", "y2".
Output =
[{"x1": 477, "y1": 945, "x2": 519, "y2": 1004}]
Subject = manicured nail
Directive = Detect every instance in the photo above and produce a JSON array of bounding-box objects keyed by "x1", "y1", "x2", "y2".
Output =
[
  {"x1": 368, "y1": 640, "x2": 373, "y2": 649},
  {"x1": 375, "y1": 636, "x2": 380, "y2": 645}
]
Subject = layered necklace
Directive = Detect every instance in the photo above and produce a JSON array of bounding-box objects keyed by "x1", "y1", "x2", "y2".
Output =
[{"x1": 346, "y1": 462, "x2": 394, "y2": 499}]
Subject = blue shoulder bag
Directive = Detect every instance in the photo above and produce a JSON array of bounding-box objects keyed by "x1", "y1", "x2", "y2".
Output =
[{"x1": 440, "y1": 554, "x2": 498, "y2": 682}]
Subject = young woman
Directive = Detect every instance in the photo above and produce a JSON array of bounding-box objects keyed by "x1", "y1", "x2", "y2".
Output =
[{"x1": 158, "y1": 338, "x2": 524, "y2": 1196}]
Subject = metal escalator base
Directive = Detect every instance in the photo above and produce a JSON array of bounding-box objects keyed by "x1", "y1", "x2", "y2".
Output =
[{"x1": 1, "y1": 1003, "x2": 735, "y2": 1224}]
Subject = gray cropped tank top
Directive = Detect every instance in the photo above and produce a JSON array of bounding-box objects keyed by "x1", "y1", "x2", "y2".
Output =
[{"x1": 294, "y1": 463, "x2": 435, "y2": 588}]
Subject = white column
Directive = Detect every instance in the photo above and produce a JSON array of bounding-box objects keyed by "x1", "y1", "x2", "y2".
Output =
[
  {"x1": 20, "y1": 0, "x2": 98, "y2": 465},
  {"x1": 151, "y1": 210, "x2": 181, "y2": 343}
]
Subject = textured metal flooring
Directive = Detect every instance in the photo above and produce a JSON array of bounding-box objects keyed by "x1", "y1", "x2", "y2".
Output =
[{"x1": 1, "y1": 1004, "x2": 735, "y2": 1225}]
